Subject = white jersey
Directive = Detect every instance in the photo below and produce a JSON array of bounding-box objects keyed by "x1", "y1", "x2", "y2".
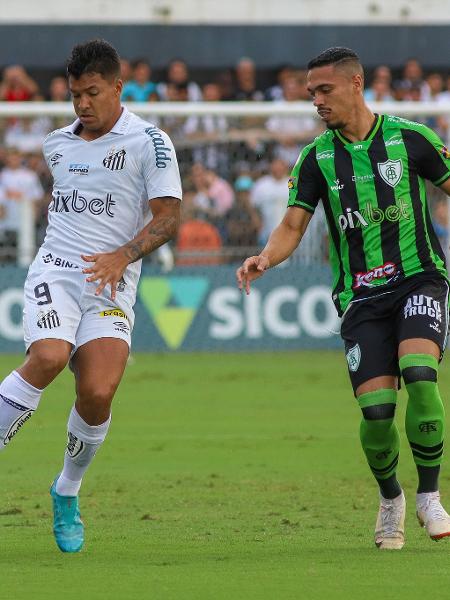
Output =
[{"x1": 39, "y1": 106, "x2": 182, "y2": 291}]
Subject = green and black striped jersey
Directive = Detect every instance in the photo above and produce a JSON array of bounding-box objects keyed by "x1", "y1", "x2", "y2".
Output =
[{"x1": 288, "y1": 114, "x2": 450, "y2": 316}]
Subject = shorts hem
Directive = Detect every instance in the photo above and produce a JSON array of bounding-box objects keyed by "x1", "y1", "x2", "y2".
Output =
[{"x1": 24, "y1": 334, "x2": 75, "y2": 353}]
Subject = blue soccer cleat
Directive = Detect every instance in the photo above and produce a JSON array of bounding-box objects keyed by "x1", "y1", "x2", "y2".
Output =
[{"x1": 50, "y1": 477, "x2": 84, "y2": 553}]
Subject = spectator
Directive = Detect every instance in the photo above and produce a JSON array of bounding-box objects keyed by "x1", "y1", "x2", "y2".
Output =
[
  {"x1": 0, "y1": 65, "x2": 39, "y2": 101},
  {"x1": 233, "y1": 57, "x2": 264, "y2": 101},
  {"x1": 120, "y1": 58, "x2": 132, "y2": 84},
  {"x1": 191, "y1": 163, "x2": 234, "y2": 237},
  {"x1": 364, "y1": 77, "x2": 394, "y2": 102},
  {"x1": 0, "y1": 148, "x2": 44, "y2": 259},
  {"x1": 250, "y1": 158, "x2": 290, "y2": 244},
  {"x1": 265, "y1": 64, "x2": 296, "y2": 101},
  {"x1": 47, "y1": 76, "x2": 70, "y2": 102},
  {"x1": 266, "y1": 73, "x2": 323, "y2": 166},
  {"x1": 184, "y1": 83, "x2": 229, "y2": 174},
  {"x1": 122, "y1": 59, "x2": 158, "y2": 102},
  {"x1": 225, "y1": 175, "x2": 261, "y2": 262},
  {"x1": 0, "y1": 182, "x2": 15, "y2": 263},
  {"x1": 176, "y1": 191, "x2": 222, "y2": 266},
  {"x1": 372, "y1": 65, "x2": 393, "y2": 86},
  {"x1": 399, "y1": 58, "x2": 429, "y2": 100},
  {"x1": 158, "y1": 59, "x2": 202, "y2": 102},
  {"x1": 426, "y1": 73, "x2": 449, "y2": 145},
  {"x1": 215, "y1": 69, "x2": 235, "y2": 101},
  {"x1": 438, "y1": 75, "x2": 450, "y2": 103},
  {"x1": 391, "y1": 79, "x2": 410, "y2": 102},
  {"x1": 4, "y1": 116, "x2": 51, "y2": 153}
]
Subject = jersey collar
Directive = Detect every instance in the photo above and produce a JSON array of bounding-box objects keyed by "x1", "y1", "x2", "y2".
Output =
[
  {"x1": 60, "y1": 106, "x2": 131, "y2": 136},
  {"x1": 334, "y1": 113, "x2": 383, "y2": 146}
]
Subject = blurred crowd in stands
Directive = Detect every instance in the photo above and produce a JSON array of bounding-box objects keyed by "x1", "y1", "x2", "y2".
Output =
[{"x1": 0, "y1": 57, "x2": 448, "y2": 266}]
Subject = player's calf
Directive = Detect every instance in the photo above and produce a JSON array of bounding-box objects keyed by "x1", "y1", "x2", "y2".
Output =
[
  {"x1": 358, "y1": 389, "x2": 402, "y2": 499},
  {"x1": 399, "y1": 354, "x2": 444, "y2": 492}
]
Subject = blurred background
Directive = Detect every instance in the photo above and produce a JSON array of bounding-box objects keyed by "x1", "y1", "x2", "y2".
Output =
[{"x1": 0, "y1": 0, "x2": 449, "y2": 352}]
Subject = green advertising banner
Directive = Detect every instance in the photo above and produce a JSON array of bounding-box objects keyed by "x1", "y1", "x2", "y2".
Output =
[{"x1": 0, "y1": 264, "x2": 342, "y2": 353}]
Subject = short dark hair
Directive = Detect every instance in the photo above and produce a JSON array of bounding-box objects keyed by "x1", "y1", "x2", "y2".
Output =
[
  {"x1": 307, "y1": 47, "x2": 361, "y2": 71},
  {"x1": 66, "y1": 39, "x2": 121, "y2": 80}
]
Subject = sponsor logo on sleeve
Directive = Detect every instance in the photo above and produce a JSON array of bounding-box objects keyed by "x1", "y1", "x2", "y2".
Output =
[
  {"x1": 316, "y1": 150, "x2": 334, "y2": 160},
  {"x1": 145, "y1": 126, "x2": 172, "y2": 168}
]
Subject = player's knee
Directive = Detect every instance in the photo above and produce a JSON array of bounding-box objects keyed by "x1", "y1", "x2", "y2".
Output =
[
  {"x1": 399, "y1": 354, "x2": 439, "y2": 408},
  {"x1": 77, "y1": 382, "x2": 116, "y2": 410},
  {"x1": 360, "y1": 404, "x2": 396, "y2": 444},
  {"x1": 399, "y1": 354, "x2": 438, "y2": 383},
  {"x1": 361, "y1": 403, "x2": 396, "y2": 421},
  {"x1": 401, "y1": 365, "x2": 437, "y2": 386},
  {"x1": 28, "y1": 348, "x2": 68, "y2": 381}
]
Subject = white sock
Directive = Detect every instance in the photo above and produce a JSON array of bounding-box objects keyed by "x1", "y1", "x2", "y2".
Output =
[
  {"x1": 56, "y1": 406, "x2": 111, "y2": 497},
  {"x1": 0, "y1": 371, "x2": 43, "y2": 449}
]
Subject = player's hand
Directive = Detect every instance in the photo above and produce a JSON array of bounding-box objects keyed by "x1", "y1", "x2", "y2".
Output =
[
  {"x1": 236, "y1": 255, "x2": 269, "y2": 295},
  {"x1": 81, "y1": 250, "x2": 129, "y2": 301}
]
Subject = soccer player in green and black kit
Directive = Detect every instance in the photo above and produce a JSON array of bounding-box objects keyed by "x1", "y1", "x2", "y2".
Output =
[{"x1": 237, "y1": 47, "x2": 450, "y2": 550}]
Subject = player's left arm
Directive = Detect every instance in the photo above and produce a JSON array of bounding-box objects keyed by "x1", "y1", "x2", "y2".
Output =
[{"x1": 82, "y1": 196, "x2": 181, "y2": 299}]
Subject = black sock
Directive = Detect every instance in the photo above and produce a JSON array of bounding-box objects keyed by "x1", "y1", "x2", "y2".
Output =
[
  {"x1": 417, "y1": 465, "x2": 440, "y2": 493},
  {"x1": 377, "y1": 474, "x2": 402, "y2": 499}
]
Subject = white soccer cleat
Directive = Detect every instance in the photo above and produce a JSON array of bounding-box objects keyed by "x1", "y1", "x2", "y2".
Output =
[
  {"x1": 417, "y1": 492, "x2": 450, "y2": 541},
  {"x1": 374, "y1": 491, "x2": 406, "y2": 549}
]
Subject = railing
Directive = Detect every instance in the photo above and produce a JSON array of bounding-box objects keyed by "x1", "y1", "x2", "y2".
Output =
[{"x1": 0, "y1": 101, "x2": 448, "y2": 268}]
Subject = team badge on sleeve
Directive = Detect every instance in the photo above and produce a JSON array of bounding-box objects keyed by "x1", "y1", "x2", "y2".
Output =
[
  {"x1": 288, "y1": 177, "x2": 297, "y2": 190},
  {"x1": 441, "y1": 146, "x2": 450, "y2": 160}
]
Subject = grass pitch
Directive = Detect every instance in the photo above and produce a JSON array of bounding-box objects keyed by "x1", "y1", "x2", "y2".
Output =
[{"x1": 1, "y1": 351, "x2": 450, "y2": 599}]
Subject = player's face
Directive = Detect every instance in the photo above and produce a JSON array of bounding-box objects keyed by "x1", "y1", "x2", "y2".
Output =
[
  {"x1": 69, "y1": 72, "x2": 123, "y2": 136},
  {"x1": 307, "y1": 65, "x2": 362, "y2": 130}
]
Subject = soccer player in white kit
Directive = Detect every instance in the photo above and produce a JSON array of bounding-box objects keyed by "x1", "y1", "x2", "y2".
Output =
[{"x1": 0, "y1": 40, "x2": 182, "y2": 552}]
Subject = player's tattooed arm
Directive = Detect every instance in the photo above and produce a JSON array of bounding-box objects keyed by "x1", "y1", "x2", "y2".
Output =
[
  {"x1": 122, "y1": 197, "x2": 181, "y2": 263},
  {"x1": 81, "y1": 196, "x2": 180, "y2": 299}
]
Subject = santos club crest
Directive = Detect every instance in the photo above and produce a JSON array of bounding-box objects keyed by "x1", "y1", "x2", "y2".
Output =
[{"x1": 377, "y1": 159, "x2": 403, "y2": 188}]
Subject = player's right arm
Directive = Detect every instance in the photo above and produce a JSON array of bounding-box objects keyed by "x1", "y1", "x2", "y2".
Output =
[{"x1": 236, "y1": 206, "x2": 312, "y2": 294}]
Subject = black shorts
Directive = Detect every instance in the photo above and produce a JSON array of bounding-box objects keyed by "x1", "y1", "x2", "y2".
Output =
[{"x1": 340, "y1": 275, "x2": 449, "y2": 394}]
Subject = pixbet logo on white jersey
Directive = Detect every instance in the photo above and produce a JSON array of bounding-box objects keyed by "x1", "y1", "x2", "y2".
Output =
[{"x1": 48, "y1": 190, "x2": 115, "y2": 217}]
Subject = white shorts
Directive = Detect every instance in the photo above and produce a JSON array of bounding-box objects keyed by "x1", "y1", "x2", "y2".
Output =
[{"x1": 23, "y1": 262, "x2": 136, "y2": 353}]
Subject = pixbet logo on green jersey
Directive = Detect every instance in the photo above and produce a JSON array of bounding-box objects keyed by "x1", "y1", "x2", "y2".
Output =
[{"x1": 338, "y1": 199, "x2": 410, "y2": 232}]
